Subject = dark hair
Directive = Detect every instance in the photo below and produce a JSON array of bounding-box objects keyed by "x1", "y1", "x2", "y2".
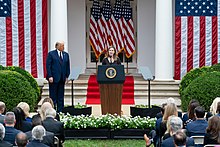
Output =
[
  {"x1": 16, "y1": 132, "x2": 28, "y2": 147},
  {"x1": 194, "y1": 106, "x2": 205, "y2": 118},
  {"x1": 12, "y1": 107, "x2": 25, "y2": 130},
  {"x1": 173, "y1": 130, "x2": 187, "y2": 146},
  {"x1": 188, "y1": 99, "x2": 200, "y2": 120},
  {"x1": 206, "y1": 116, "x2": 220, "y2": 143},
  {"x1": 32, "y1": 114, "x2": 42, "y2": 127},
  {"x1": 161, "y1": 103, "x2": 167, "y2": 115}
]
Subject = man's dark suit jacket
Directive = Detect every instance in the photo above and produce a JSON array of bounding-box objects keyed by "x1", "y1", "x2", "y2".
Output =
[
  {"x1": 4, "y1": 126, "x2": 21, "y2": 145},
  {"x1": 186, "y1": 119, "x2": 208, "y2": 137},
  {"x1": 0, "y1": 140, "x2": 13, "y2": 147},
  {"x1": 46, "y1": 49, "x2": 70, "y2": 83},
  {"x1": 26, "y1": 130, "x2": 54, "y2": 147},
  {"x1": 26, "y1": 140, "x2": 49, "y2": 147},
  {"x1": 42, "y1": 117, "x2": 65, "y2": 144},
  {"x1": 161, "y1": 136, "x2": 195, "y2": 147}
]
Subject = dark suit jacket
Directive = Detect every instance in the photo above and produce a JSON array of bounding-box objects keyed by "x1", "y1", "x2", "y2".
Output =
[
  {"x1": 26, "y1": 140, "x2": 49, "y2": 147},
  {"x1": 46, "y1": 49, "x2": 70, "y2": 83},
  {"x1": 21, "y1": 120, "x2": 32, "y2": 132},
  {"x1": 42, "y1": 117, "x2": 65, "y2": 143},
  {"x1": 0, "y1": 140, "x2": 13, "y2": 147},
  {"x1": 4, "y1": 126, "x2": 21, "y2": 145},
  {"x1": 186, "y1": 119, "x2": 208, "y2": 137},
  {"x1": 161, "y1": 136, "x2": 195, "y2": 147},
  {"x1": 102, "y1": 57, "x2": 121, "y2": 65},
  {"x1": 26, "y1": 130, "x2": 54, "y2": 147}
]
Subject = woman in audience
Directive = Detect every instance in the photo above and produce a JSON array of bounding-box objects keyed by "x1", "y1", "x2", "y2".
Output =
[
  {"x1": 39, "y1": 102, "x2": 53, "y2": 121},
  {"x1": 216, "y1": 102, "x2": 220, "y2": 117},
  {"x1": 204, "y1": 115, "x2": 220, "y2": 145},
  {"x1": 12, "y1": 107, "x2": 32, "y2": 132},
  {"x1": 42, "y1": 97, "x2": 60, "y2": 121},
  {"x1": 17, "y1": 102, "x2": 32, "y2": 122},
  {"x1": 182, "y1": 99, "x2": 200, "y2": 127},
  {"x1": 206, "y1": 97, "x2": 220, "y2": 120}
]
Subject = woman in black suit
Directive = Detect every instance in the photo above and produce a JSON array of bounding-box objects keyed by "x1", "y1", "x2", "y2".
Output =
[{"x1": 102, "y1": 46, "x2": 121, "y2": 65}]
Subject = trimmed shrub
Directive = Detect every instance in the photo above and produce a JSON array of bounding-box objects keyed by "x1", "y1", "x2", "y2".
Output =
[
  {"x1": 1, "y1": 66, "x2": 40, "y2": 99},
  {"x1": 181, "y1": 72, "x2": 220, "y2": 111},
  {"x1": 210, "y1": 63, "x2": 220, "y2": 72},
  {"x1": 0, "y1": 70, "x2": 37, "y2": 111},
  {"x1": 179, "y1": 66, "x2": 211, "y2": 96}
]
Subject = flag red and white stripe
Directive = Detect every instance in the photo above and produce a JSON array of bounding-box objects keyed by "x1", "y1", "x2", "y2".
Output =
[
  {"x1": 175, "y1": 0, "x2": 219, "y2": 80},
  {"x1": 0, "y1": 0, "x2": 48, "y2": 78}
]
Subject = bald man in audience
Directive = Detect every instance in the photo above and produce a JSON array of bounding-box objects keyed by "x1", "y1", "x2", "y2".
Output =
[{"x1": 15, "y1": 132, "x2": 28, "y2": 147}]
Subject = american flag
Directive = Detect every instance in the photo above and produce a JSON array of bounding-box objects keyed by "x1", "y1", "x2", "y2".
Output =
[
  {"x1": 0, "y1": 0, "x2": 48, "y2": 78},
  {"x1": 89, "y1": 0, "x2": 135, "y2": 58},
  {"x1": 175, "y1": 0, "x2": 219, "y2": 80},
  {"x1": 122, "y1": 0, "x2": 135, "y2": 58},
  {"x1": 89, "y1": 0, "x2": 103, "y2": 58}
]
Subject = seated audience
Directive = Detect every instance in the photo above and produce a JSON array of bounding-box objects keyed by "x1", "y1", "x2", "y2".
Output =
[
  {"x1": 17, "y1": 102, "x2": 32, "y2": 122},
  {"x1": 26, "y1": 125, "x2": 49, "y2": 147},
  {"x1": 0, "y1": 123, "x2": 13, "y2": 147},
  {"x1": 4, "y1": 112, "x2": 21, "y2": 145},
  {"x1": 145, "y1": 116, "x2": 194, "y2": 147},
  {"x1": 42, "y1": 108, "x2": 65, "y2": 146},
  {"x1": 216, "y1": 102, "x2": 220, "y2": 117},
  {"x1": 204, "y1": 116, "x2": 220, "y2": 145},
  {"x1": 26, "y1": 114, "x2": 54, "y2": 147},
  {"x1": 186, "y1": 106, "x2": 208, "y2": 136},
  {"x1": 182, "y1": 99, "x2": 200, "y2": 127},
  {"x1": 15, "y1": 132, "x2": 28, "y2": 147},
  {"x1": 13, "y1": 107, "x2": 32, "y2": 132},
  {"x1": 173, "y1": 130, "x2": 187, "y2": 147},
  {"x1": 0, "y1": 101, "x2": 6, "y2": 124}
]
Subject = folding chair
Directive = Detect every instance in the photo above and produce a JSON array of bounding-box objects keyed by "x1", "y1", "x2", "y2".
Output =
[{"x1": 54, "y1": 136, "x2": 59, "y2": 147}]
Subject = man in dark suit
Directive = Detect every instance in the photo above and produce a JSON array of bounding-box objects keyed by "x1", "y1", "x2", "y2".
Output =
[
  {"x1": 46, "y1": 41, "x2": 70, "y2": 112},
  {"x1": 3, "y1": 112, "x2": 21, "y2": 146},
  {"x1": 0, "y1": 123, "x2": 13, "y2": 147},
  {"x1": 42, "y1": 108, "x2": 64, "y2": 146},
  {"x1": 15, "y1": 132, "x2": 28, "y2": 147},
  {"x1": 25, "y1": 114, "x2": 54, "y2": 147}
]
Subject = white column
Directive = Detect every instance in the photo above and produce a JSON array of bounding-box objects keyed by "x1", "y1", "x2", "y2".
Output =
[
  {"x1": 50, "y1": 0, "x2": 68, "y2": 51},
  {"x1": 155, "y1": 0, "x2": 173, "y2": 80}
]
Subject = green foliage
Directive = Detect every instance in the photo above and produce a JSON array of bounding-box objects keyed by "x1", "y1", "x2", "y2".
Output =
[
  {"x1": 179, "y1": 66, "x2": 211, "y2": 96},
  {"x1": 0, "y1": 70, "x2": 37, "y2": 111},
  {"x1": 65, "y1": 103, "x2": 88, "y2": 109},
  {"x1": 135, "y1": 104, "x2": 159, "y2": 108},
  {"x1": 181, "y1": 72, "x2": 220, "y2": 111},
  {"x1": 4, "y1": 66, "x2": 40, "y2": 98},
  {"x1": 210, "y1": 63, "x2": 220, "y2": 72}
]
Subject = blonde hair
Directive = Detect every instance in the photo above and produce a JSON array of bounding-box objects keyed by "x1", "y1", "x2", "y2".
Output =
[
  {"x1": 163, "y1": 103, "x2": 178, "y2": 122},
  {"x1": 39, "y1": 102, "x2": 52, "y2": 120},
  {"x1": 17, "y1": 102, "x2": 30, "y2": 118},
  {"x1": 210, "y1": 97, "x2": 220, "y2": 115}
]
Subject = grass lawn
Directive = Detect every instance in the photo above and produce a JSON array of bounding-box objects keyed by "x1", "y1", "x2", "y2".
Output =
[{"x1": 63, "y1": 139, "x2": 154, "y2": 147}]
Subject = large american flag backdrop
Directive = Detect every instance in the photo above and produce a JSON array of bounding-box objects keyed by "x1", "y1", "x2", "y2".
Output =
[
  {"x1": 89, "y1": 0, "x2": 135, "y2": 59},
  {"x1": 175, "y1": 0, "x2": 220, "y2": 80},
  {"x1": 0, "y1": 0, "x2": 48, "y2": 78}
]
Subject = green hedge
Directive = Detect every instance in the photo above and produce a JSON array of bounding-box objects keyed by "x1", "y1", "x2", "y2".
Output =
[
  {"x1": 181, "y1": 72, "x2": 220, "y2": 111},
  {"x1": 0, "y1": 70, "x2": 37, "y2": 111},
  {"x1": 0, "y1": 66, "x2": 40, "y2": 99}
]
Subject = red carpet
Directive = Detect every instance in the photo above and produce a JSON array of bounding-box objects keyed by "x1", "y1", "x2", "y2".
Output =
[{"x1": 85, "y1": 75, "x2": 135, "y2": 104}]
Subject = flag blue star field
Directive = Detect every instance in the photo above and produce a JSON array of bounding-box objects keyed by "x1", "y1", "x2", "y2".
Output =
[
  {"x1": 0, "y1": 0, "x2": 48, "y2": 78},
  {"x1": 175, "y1": 0, "x2": 219, "y2": 79}
]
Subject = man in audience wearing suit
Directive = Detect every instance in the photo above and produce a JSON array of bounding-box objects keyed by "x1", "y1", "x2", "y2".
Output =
[
  {"x1": 42, "y1": 108, "x2": 65, "y2": 146},
  {"x1": 46, "y1": 41, "x2": 70, "y2": 112},
  {"x1": 173, "y1": 130, "x2": 187, "y2": 147},
  {"x1": 26, "y1": 125, "x2": 49, "y2": 147},
  {"x1": 4, "y1": 112, "x2": 21, "y2": 146},
  {"x1": 186, "y1": 106, "x2": 208, "y2": 137},
  {"x1": 15, "y1": 132, "x2": 28, "y2": 147},
  {"x1": 25, "y1": 114, "x2": 54, "y2": 147},
  {"x1": 0, "y1": 123, "x2": 13, "y2": 147}
]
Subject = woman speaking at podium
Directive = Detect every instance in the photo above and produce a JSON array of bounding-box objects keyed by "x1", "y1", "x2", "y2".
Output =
[{"x1": 102, "y1": 46, "x2": 121, "y2": 65}]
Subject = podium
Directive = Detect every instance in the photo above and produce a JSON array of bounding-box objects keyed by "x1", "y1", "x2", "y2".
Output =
[{"x1": 97, "y1": 65, "x2": 125, "y2": 115}]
